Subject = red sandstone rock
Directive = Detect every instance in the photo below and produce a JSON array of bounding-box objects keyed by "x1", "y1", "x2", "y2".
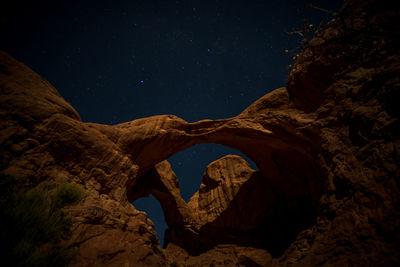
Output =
[{"x1": 1, "y1": 0, "x2": 399, "y2": 266}]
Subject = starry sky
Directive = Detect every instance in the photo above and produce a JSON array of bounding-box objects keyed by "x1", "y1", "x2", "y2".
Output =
[{"x1": 1, "y1": 0, "x2": 343, "y2": 245}]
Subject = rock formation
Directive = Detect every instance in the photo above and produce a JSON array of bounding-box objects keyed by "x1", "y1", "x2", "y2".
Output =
[{"x1": 0, "y1": 0, "x2": 399, "y2": 266}]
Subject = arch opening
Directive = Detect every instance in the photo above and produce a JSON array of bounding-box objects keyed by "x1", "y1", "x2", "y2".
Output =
[
  {"x1": 168, "y1": 143, "x2": 258, "y2": 202},
  {"x1": 131, "y1": 143, "x2": 258, "y2": 247},
  {"x1": 132, "y1": 194, "x2": 168, "y2": 246},
  {"x1": 129, "y1": 139, "x2": 321, "y2": 257}
]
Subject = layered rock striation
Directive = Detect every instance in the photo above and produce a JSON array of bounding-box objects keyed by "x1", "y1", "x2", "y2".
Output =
[{"x1": 1, "y1": 0, "x2": 399, "y2": 266}]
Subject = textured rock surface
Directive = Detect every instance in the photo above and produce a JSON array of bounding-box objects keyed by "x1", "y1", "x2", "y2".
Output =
[
  {"x1": 1, "y1": 0, "x2": 400, "y2": 266},
  {"x1": 188, "y1": 155, "x2": 260, "y2": 226}
]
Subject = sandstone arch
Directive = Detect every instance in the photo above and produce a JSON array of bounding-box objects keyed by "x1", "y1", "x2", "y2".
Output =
[
  {"x1": 120, "y1": 100, "x2": 323, "y2": 203},
  {"x1": 123, "y1": 97, "x2": 323, "y2": 255}
]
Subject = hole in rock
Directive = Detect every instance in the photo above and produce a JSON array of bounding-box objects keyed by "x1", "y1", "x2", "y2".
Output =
[
  {"x1": 132, "y1": 195, "x2": 167, "y2": 246},
  {"x1": 168, "y1": 143, "x2": 258, "y2": 202},
  {"x1": 129, "y1": 142, "x2": 319, "y2": 258},
  {"x1": 131, "y1": 144, "x2": 258, "y2": 246}
]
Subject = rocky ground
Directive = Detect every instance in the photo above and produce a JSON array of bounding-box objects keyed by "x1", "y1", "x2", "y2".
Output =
[{"x1": 1, "y1": 0, "x2": 399, "y2": 266}]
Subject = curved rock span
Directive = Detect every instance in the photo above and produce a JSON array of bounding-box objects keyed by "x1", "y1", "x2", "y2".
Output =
[
  {"x1": 117, "y1": 88, "x2": 324, "y2": 255},
  {"x1": 1, "y1": 0, "x2": 399, "y2": 265}
]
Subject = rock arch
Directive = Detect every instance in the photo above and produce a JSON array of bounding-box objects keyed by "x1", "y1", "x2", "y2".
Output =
[
  {"x1": 123, "y1": 92, "x2": 323, "y2": 255},
  {"x1": 120, "y1": 106, "x2": 322, "y2": 200}
]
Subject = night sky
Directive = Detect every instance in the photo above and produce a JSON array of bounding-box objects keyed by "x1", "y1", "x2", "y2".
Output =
[{"x1": 1, "y1": 0, "x2": 343, "y2": 244}]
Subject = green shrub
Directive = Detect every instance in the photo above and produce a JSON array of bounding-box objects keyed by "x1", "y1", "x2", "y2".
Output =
[
  {"x1": 52, "y1": 182, "x2": 86, "y2": 209},
  {"x1": 0, "y1": 174, "x2": 84, "y2": 267}
]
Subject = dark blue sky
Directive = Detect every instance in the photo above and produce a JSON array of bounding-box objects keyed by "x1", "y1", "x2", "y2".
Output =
[{"x1": 1, "y1": 0, "x2": 343, "y2": 245}]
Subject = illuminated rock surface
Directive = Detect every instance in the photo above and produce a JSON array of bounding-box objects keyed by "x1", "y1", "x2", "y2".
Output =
[{"x1": 1, "y1": 0, "x2": 399, "y2": 265}]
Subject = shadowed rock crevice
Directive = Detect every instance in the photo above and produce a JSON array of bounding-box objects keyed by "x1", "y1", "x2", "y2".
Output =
[{"x1": 197, "y1": 173, "x2": 318, "y2": 257}]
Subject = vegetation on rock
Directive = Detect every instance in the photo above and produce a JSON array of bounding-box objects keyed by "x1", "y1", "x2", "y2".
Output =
[
  {"x1": 52, "y1": 182, "x2": 86, "y2": 209},
  {"x1": 0, "y1": 173, "x2": 85, "y2": 267}
]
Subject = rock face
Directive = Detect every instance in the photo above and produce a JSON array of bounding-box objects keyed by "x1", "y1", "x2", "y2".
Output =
[
  {"x1": 189, "y1": 155, "x2": 261, "y2": 226},
  {"x1": 1, "y1": 0, "x2": 399, "y2": 266}
]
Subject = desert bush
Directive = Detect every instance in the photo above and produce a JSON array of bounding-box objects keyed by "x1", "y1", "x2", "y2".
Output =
[
  {"x1": 0, "y1": 174, "x2": 85, "y2": 267},
  {"x1": 52, "y1": 181, "x2": 86, "y2": 209}
]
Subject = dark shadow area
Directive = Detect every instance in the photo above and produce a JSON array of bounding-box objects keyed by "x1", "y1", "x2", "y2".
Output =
[
  {"x1": 197, "y1": 171, "x2": 317, "y2": 257},
  {"x1": 162, "y1": 169, "x2": 318, "y2": 257},
  {"x1": 132, "y1": 195, "x2": 168, "y2": 246}
]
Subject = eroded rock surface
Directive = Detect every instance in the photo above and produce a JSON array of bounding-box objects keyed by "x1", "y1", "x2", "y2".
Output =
[
  {"x1": 188, "y1": 155, "x2": 260, "y2": 225},
  {"x1": 1, "y1": 0, "x2": 399, "y2": 266}
]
